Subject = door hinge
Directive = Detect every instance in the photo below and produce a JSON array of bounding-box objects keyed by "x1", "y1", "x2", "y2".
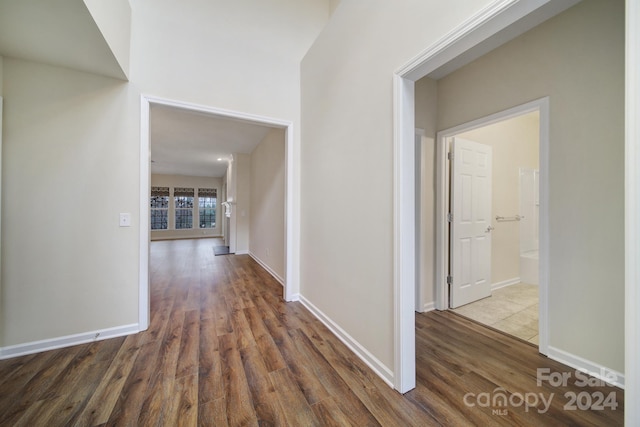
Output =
[
  {"x1": 447, "y1": 212, "x2": 453, "y2": 222},
  {"x1": 447, "y1": 152, "x2": 453, "y2": 161},
  {"x1": 446, "y1": 275, "x2": 452, "y2": 285}
]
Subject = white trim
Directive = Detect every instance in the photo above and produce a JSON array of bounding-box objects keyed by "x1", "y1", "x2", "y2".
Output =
[
  {"x1": 139, "y1": 97, "x2": 150, "y2": 331},
  {"x1": 393, "y1": 74, "x2": 416, "y2": 393},
  {"x1": 139, "y1": 95, "x2": 299, "y2": 313},
  {"x1": 150, "y1": 235, "x2": 224, "y2": 242},
  {"x1": 538, "y1": 97, "x2": 551, "y2": 356},
  {"x1": 547, "y1": 346, "x2": 625, "y2": 389},
  {"x1": 625, "y1": 0, "x2": 640, "y2": 423},
  {"x1": 422, "y1": 302, "x2": 436, "y2": 313},
  {"x1": 397, "y1": 0, "x2": 518, "y2": 79},
  {"x1": 284, "y1": 124, "x2": 300, "y2": 302},
  {"x1": 0, "y1": 324, "x2": 140, "y2": 360},
  {"x1": 0, "y1": 97, "x2": 3, "y2": 342},
  {"x1": 288, "y1": 293, "x2": 300, "y2": 302},
  {"x1": 394, "y1": 0, "x2": 568, "y2": 395},
  {"x1": 434, "y1": 97, "x2": 550, "y2": 356},
  {"x1": 434, "y1": 136, "x2": 450, "y2": 311},
  {"x1": 249, "y1": 252, "x2": 285, "y2": 286},
  {"x1": 396, "y1": 0, "x2": 580, "y2": 81},
  {"x1": 299, "y1": 295, "x2": 394, "y2": 387},
  {"x1": 142, "y1": 96, "x2": 293, "y2": 128},
  {"x1": 414, "y1": 131, "x2": 424, "y2": 313},
  {"x1": 491, "y1": 277, "x2": 520, "y2": 291},
  {"x1": 235, "y1": 250, "x2": 249, "y2": 255}
]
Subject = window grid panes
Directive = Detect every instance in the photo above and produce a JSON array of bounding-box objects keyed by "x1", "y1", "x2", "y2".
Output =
[
  {"x1": 151, "y1": 186, "x2": 216, "y2": 231},
  {"x1": 199, "y1": 197, "x2": 216, "y2": 228},
  {"x1": 150, "y1": 187, "x2": 169, "y2": 230},
  {"x1": 175, "y1": 195, "x2": 194, "y2": 229}
]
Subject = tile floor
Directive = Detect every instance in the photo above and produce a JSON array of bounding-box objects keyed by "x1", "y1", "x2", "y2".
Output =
[{"x1": 451, "y1": 283, "x2": 539, "y2": 344}]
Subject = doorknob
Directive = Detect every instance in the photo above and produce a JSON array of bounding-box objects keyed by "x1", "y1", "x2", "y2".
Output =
[{"x1": 486, "y1": 226, "x2": 495, "y2": 233}]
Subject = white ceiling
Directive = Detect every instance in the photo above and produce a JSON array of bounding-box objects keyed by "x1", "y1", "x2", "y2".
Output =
[
  {"x1": 149, "y1": 104, "x2": 273, "y2": 178},
  {"x1": 0, "y1": 1, "x2": 273, "y2": 179},
  {"x1": 1, "y1": 0, "x2": 577, "y2": 181},
  {"x1": 0, "y1": 0, "x2": 127, "y2": 80}
]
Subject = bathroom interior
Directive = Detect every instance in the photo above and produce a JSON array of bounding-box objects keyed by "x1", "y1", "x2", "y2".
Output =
[{"x1": 451, "y1": 110, "x2": 540, "y2": 345}]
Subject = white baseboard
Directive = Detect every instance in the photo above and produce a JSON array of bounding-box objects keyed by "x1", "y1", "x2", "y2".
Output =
[
  {"x1": 299, "y1": 295, "x2": 394, "y2": 387},
  {"x1": 547, "y1": 346, "x2": 625, "y2": 389},
  {"x1": 249, "y1": 252, "x2": 285, "y2": 286},
  {"x1": 287, "y1": 293, "x2": 300, "y2": 302},
  {"x1": 423, "y1": 301, "x2": 436, "y2": 312},
  {"x1": 150, "y1": 234, "x2": 223, "y2": 242},
  {"x1": 0, "y1": 323, "x2": 140, "y2": 360},
  {"x1": 235, "y1": 249, "x2": 249, "y2": 255},
  {"x1": 492, "y1": 277, "x2": 521, "y2": 291}
]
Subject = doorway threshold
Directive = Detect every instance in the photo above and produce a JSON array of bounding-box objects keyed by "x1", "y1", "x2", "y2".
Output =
[{"x1": 450, "y1": 283, "x2": 539, "y2": 346}]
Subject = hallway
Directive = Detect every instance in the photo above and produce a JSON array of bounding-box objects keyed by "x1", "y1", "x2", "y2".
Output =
[{"x1": 0, "y1": 239, "x2": 623, "y2": 425}]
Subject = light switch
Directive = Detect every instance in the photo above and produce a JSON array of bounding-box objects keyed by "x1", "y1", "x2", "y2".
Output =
[{"x1": 119, "y1": 213, "x2": 131, "y2": 227}]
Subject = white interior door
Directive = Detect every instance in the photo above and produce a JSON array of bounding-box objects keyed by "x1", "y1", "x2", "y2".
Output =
[{"x1": 450, "y1": 137, "x2": 492, "y2": 308}]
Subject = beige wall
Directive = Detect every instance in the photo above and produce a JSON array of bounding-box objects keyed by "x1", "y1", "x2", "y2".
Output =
[
  {"x1": 150, "y1": 174, "x2": 222, "y2": 241},
  {"x1": 458, "y1": 112, "x2": 539, "y2": 286},
  {"x1": 301, "y1": 0, "x2": 498, "y2": 374},
  {"x1": 329, "y1": 0, "x2": 341, "y2": 15},
  {"x1": 2, "y1": 0, "x2": 625, "y2": 389},
  {"x1": 235, "y1": 154, "x2": 251, "y2": 254},
  {"x1": 1, "y1": 1, "x2": 330, "y2": 350},
  {"x1": 82, "y1": 0, "x2": 131, "y2": 77},
  {"x1": 250, "y1": 129, "x2": 286, "y2": 282},
  {"x1": 435, "y1": 0, "x2": 624, "y2": 371},
  {"x1": 129, "y1": 0, "x2": 330, "y2": 144},
  {"x1": 302, "y1": 0, "x2": 624, "y2": 379},
  {"x1": 2, "y1": 58, "x2": 140, "y2": 345}
]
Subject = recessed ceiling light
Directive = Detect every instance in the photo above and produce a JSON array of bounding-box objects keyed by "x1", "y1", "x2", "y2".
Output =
[{"x1": 217, "y1": 158, "x2": 223, "y2": 161}]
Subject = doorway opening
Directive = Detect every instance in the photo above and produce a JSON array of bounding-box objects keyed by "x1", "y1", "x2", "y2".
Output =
[
  {"x1": 437, "y1": 104, "x2": 545, "y2": 346},
  {"x1": 392, "y1": 0, "x2": 581, "y2": 393},
  {"x1": 139, "y1": 95, "x2": 298, "y2": 330}
]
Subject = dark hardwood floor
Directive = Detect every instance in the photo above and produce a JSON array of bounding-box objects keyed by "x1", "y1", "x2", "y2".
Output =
[{"x1": 0, "y1": 238, "x2": 624, "y2": 426}]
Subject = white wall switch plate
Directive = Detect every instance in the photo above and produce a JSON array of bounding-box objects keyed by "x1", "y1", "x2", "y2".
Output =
[{"x1": 119, "y1": 213, "x2": 131, "y2": 227}]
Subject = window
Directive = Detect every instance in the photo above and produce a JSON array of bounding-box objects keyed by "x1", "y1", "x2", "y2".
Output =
[
  {"x1": 150, "y1": 187, "x2": 169, "y2": 230},
  {"x1": 174, "y1": 187, "x2": 194, "y2": 229},
  {"x1": 198, "y1": 188, "x2": 217, "y2": 228}
]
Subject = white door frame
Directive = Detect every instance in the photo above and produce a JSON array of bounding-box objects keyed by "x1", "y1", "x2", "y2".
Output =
[
  {"x1": 0, "y1": 97, "x2": 3, "y2": 314},
  {"x1": 625, "y1": 0, "x2": 640, "y2": 425},
  {"x1": 393, "y1": 1, "x2": 639, "y2": 422},
  {"x1": 138, "y1": 95, "x2": 300, "y2": 330},
  {"x1": 435, "y1": 98, "x2": 550, "y2": 354},
  {"x1": 392, "y1": 0, "x2": 583, "y2": 394}
]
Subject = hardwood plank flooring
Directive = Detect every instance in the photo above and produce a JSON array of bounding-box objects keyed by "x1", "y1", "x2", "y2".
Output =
[{"x1": 0, "y1": 238, "x2": 624, "y2": 426}]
